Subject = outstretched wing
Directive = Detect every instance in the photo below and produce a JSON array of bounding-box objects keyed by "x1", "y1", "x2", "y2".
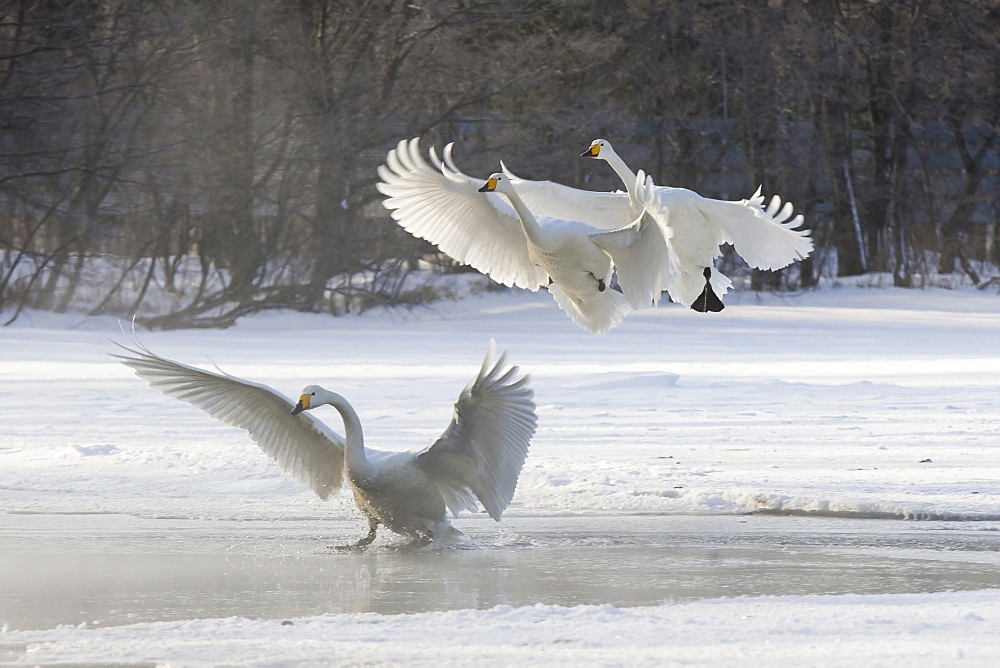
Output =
[
  {"x1": 376, "y1": 138, "x2": 548, "y2": 290},
  {"x1": 590, "y1": 171, "x2": 681, "y2": 309},
  {"x1": 694, "y1": 187, "x2": 813, "y2": 270},
  {"x1": 501, "y1": 161, "x2": 635, "y2": 231},
  {"x1": 112, "y1": 342, "x2": 346, "y2": 500},
  {"x1": 415, "y1": 341, "x2": 536, "y2": 521}
]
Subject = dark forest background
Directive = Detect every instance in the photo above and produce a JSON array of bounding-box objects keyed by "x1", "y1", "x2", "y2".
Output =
[{"x1": 1, "y1": 0, "x2": 997, "y2": 327}]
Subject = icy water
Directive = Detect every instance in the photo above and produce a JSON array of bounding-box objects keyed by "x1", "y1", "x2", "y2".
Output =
[{"x1": 3, "y1": 513, "x2": 999, "y2": 631}]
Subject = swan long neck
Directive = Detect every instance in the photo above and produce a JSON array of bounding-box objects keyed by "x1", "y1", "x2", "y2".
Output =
[
  {"x1": 323, "y1": 392, "x2": 371, "y2": 476},
  {"x1": 603, "y1": 149, "x2": 638, "y2": 194},
  {"x1": 502, "y1": 187, "x2": 554, "y2": 251}
]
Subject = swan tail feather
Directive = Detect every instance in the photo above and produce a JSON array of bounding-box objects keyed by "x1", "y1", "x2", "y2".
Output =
[{"x1": 547, "y1": 282, "x2": 630, "y2": 334}]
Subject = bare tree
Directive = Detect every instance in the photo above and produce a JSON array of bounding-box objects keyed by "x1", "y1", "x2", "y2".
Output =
[{"x1": 1, "y1": 0, "x2": 997, "y2": 326}]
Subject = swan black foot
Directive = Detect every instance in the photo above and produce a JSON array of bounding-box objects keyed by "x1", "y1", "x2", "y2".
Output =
[
  {"x1": 587, "y1": 272, "x2": 607, "y2": 292},
  {"x1": 376, "y1": 533, "x2": 434, "y2": 553},
  {"x1": 334, "y1": 525, "x2": 378, "y2": 552},
  {"x1": 691, "y1": 267, "x2": 725, "y2": 313},
  {"x1": 406, "y1": 534, "x2": 433, "y2": 549}
]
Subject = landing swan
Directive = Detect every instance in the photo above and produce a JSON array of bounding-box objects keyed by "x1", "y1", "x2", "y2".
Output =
[
  {"x1": 376, "y1": 138, "x2": 677, "y2": 334},
  {"x1": 578, "y1": 138, "x2": 814, "y2": 311},
  {"x1": 113, "y1": 340, "x2": 536, "y2": 549},
  {"x1": 496, "y1": 139, "x2": 813, "y2": 311}
]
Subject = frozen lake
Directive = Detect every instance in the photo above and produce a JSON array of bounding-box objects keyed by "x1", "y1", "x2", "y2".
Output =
[
  {"x1": 3, "y1": 286, "x2": 1000, "y2": 664},
  {"x1": 4, "y1": 513, "x2": 999, "y2": 631}
]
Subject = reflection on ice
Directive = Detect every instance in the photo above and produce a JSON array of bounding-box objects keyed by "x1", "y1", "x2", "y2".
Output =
[{"x1": 2, "y1": 514, "x2": 999, "y2": 631}]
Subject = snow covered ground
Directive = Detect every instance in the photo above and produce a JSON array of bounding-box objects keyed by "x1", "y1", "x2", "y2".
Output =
[
  {"x1": 3, "y1": 591, "x2": 1000, "y2": 666},
  {"x1": 2, "y1": 282, "x2": 999, "y2": 665}
]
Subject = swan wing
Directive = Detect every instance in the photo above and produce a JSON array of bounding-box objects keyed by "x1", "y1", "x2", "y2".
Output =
[
  {"x1": 376, "y1": 138, "x2": 548, "y2": 290},
  {"x1": 693, "y1": 187, "x2": 814, "y2": 270},
  {"x1": 501, "y1": 161, "x2": 635, "y2": 230},
  {"x1": 112, "y1": 342, "x2": 346, "y2": 500},
  {"x1": 415, "y1": 341, "x2": 536, "y2": 521},
  {"x1": 589, "y1": 171, "x2": 682, "y2": 309}
]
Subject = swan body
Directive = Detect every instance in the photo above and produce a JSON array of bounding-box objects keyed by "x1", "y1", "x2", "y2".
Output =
[
  {"x1": 377, "y1": 138, "x2": 677, "y2": 334},
  {"x1": 578, "y1": 138, "x2": 814, "y2": 310},
  {"x1": 113, "y1": 340, "x2": 536, "y2": 548},
  {"x1": 478, "y1": 172, "x2": 637, "y2": 333}
]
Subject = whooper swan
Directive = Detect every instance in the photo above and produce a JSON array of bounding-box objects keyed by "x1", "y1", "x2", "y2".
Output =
[
  {"x1": 377, "y1": 138, "x2": 678, "y2": 334},
  {"x1": 577, "y1": 138, "x2": 814, "y2": 311},
  {"x1": 113, "y1": 340, "x2": 536, "y2": 549},
  {"x1": 496, "y1": 139, "x2": 813, "y2": 312}
]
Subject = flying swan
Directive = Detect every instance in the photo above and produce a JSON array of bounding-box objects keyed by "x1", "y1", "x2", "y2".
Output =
[
  {"x1": 377, "y1": 138, "x2": 678, "y2": 334},
  {"x1": 573, "y1": 138, "x2": 815, "y2": 311},
  {"x1": 113, "y1": 340, "x2": 536, "y2": 549},
  {"x1": 491, "y1": 139, "x2": 813, "y2": 311}
]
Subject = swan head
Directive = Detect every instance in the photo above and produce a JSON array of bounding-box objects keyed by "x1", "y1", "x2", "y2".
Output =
[
  {"x1": 581, "y1": 138, "x2": 614, "y2": 160},
  {"x1": 478, "y1": 172, "x2": 514, "y2": 195},
  {"x1": 290, "y1": 384, "x2": 325, "y2": 415}
]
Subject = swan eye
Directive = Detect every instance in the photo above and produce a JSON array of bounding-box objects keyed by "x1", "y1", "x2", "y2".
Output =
[{"x1": 310, "y1": 392, "x2": 316, "y2": 396}]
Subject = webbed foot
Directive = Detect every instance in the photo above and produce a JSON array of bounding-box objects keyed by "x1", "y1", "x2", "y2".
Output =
[
  {"x1": 333, "y1": 525, "x2": 377, "y2": 552},
  {"x1": 691, "y1": 267, "x2": 725, "y2": 313},
  {"x1": 587, "y1": 271, "x2": 607, "y2": 292},
  {"x1": 405, "y1": 534, "x2": 433, "y2": 549}
]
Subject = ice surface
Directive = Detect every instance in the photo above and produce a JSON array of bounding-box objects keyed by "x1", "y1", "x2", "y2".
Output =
[{"x1": 1, "y1": 284, "x2": 999, "y2": 664}]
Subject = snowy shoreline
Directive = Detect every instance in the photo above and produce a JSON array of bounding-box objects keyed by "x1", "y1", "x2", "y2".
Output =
[
  {"x1": 2, "y1": 285, "x2": 999, "y2": 664},
  {"x1": 5, "y1": 591, "x2": 1000, "y2": 666}
]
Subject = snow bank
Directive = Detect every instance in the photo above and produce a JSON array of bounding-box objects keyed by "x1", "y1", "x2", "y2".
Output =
[
  {"x1": 6, "y1": 590, "x2": 1000, "y2": 666},
  {"x1": 2, "y1": 285, "x2": 999, "y2": 522}
]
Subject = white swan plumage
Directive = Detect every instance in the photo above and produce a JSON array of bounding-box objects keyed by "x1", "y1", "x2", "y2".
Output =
[
  {"x1": 504, "y1": 138, "x2": 814, "y2": 311},
  {"x1": 113, "y1": 340, "x2": 536, "y2": 549},
  {"x1": 581, "y1": 138, "x2": 813, "y2": 310},
  {"x1": 376, "y1": 138, "x2": 678, "y2": 334}
]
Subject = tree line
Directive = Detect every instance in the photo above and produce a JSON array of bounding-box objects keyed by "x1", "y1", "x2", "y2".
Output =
[{"x1": 1, "y1": 0, "x2": 997, "y2": 327}]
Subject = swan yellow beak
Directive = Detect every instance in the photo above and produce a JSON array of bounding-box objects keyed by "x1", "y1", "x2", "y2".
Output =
[
  {"x1": 478, "y1": 177, "x2": 497, "y2": 193},
  {"x1": 581, "y1": 144, "x2": 600, "y2": 158},
  {"x1": 290, "y1": 394, "x2": 311, "y2": 415}
]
